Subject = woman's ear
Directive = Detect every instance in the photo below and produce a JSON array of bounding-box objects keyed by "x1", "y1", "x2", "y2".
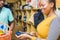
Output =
[{"x1": 50, "y1": 2, "x2": 54, "y2": 8}]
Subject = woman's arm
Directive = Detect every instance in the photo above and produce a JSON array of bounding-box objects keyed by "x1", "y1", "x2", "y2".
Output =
[{"x1": 46, "y1": 16, "x2": 60, "y2": 40}]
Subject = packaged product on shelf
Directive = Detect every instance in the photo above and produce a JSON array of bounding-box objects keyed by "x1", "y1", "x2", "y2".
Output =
[
  {"x1": 0, "y1": 24, "x2": 8, "y2": 35},
  {"x1": 28, "y1": 0, "x2": 38, "y2": 8}
]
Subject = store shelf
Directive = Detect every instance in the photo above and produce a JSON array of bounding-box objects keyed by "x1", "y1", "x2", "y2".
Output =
[{"x1": 15, "y1": 8, "x2": 40, "y2": 11}]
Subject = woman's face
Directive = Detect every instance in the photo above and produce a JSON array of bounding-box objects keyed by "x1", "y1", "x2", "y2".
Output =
[{"x1": 40, "y1": 0, "x2": 53, "y2": 15}]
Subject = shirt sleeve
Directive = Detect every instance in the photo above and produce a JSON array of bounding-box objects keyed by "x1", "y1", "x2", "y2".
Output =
[
  {"x1": 47, "y1": 16, "x2": 60, "y2": 40},
  {"x1": 8, "y1": 9, "x2": 14, "y2": 22}
]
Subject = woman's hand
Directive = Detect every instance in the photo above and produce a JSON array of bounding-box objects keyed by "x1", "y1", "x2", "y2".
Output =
[
  {"x1": 16, "y1": 34, "x2": 32, "y2": 40},
  {"x1": 29, "y1": 32, "x2": 37, "y2": 37}
]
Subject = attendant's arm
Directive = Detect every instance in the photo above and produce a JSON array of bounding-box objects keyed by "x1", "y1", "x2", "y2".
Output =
[
  {"x1": 9, "y1": 21, "x2": 14, "y2": 31},
  {"x1": 8, "y1": 9, "x2": 14, "y2": 31}
]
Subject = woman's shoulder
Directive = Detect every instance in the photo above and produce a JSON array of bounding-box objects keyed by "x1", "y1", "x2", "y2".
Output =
[
  {"x1": 50, "y1": 15, "x2": 60, "y2": 26},
  {"x1": 54, "y1": 16, "x2": 60, "y2": 20}
]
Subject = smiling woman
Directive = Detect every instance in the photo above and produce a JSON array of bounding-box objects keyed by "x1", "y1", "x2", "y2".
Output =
[{"x1": 15, "y1": 0, "x2": 60, "y2": 40}]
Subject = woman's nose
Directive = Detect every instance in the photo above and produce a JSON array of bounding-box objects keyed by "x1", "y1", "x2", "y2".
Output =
[{"x1": 40, "y1": 6, "x2": 44, "y2": 9}]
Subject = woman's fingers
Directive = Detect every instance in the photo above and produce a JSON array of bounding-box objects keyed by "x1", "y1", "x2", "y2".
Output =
[{"x1": 15, "y1": 34, "x2": 32, "y2": 40}]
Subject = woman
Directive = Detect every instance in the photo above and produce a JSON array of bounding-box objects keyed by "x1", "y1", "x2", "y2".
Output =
[{"x1": 16, "y1": 0, "x2": 60, "y2": 40}]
